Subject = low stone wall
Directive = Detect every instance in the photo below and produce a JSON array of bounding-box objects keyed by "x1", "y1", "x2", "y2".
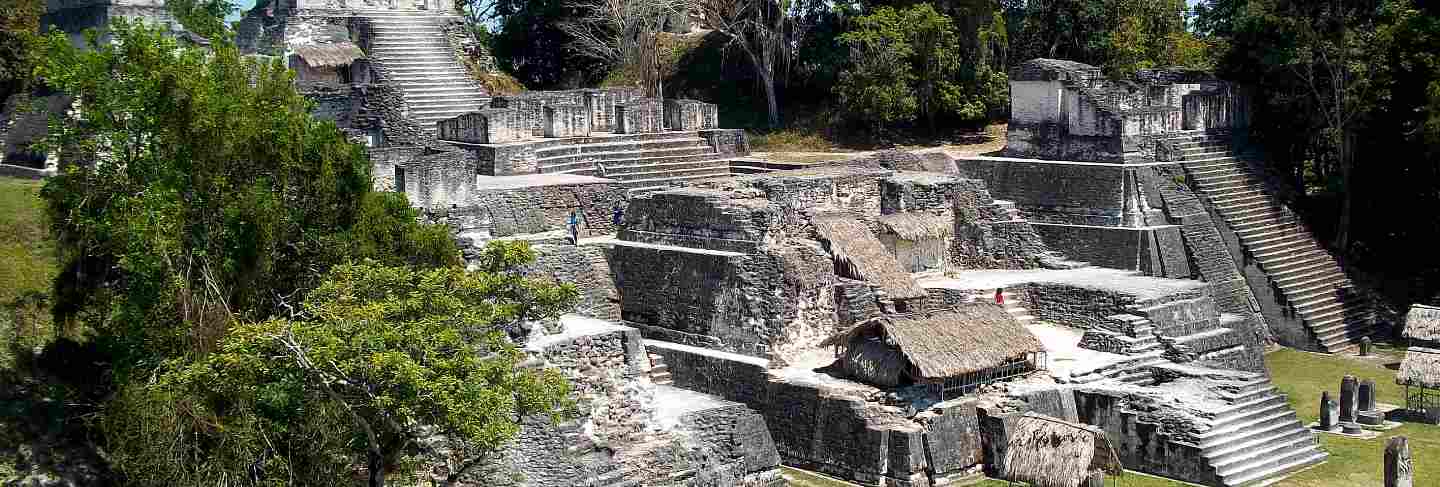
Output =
[
  {"x1": 543, "y1": 104, "x2": 591, "y2": 138},
  {"x1": 617, "y1": 99, "x2": 665, "y2": 134},
  {"x1": 367, "y1": 146, "x2": 426, "y2": 192},
  {"x1": 664, "y1": 99, "x2": 719, "y2": 131},
  {"x1": 699, "y1": 129, "x2": 751, "y2": 158},
  {"x1": 1075, "y1": 389, "x2": 1217, "y2": 486},
  {"x1": 647, "y1": 340, "x2": 987, "y2": 487},
  {"x1": 462, "y1": 178, "x2": 626, "y2": 238},
  {"x1": 438, "y1": 109, "x2": 524, "y2": 144},
  {"x1": 402, "y1": 148, "x2": 479, "y2": 209}
]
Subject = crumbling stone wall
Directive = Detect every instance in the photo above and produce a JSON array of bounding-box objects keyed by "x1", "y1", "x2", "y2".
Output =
[
  {"x1": 452, "y1": 179, "x2": 626, "y2": 238},
  {"x1": 1075, "y1": 389, "x2": 1217, "y2": 486},
  {"x1": 957, "y1": 158, "x2": 1128, "y2": 226},
  {"x1": 367, "y1": 146, "x2": 425, "y2": 192},
  {"x1": 523, "y1": 245, "x2": 620, "y2": 321},
  {"x1": 402, "y1": 148, "x2": 479, "y2": 209}
]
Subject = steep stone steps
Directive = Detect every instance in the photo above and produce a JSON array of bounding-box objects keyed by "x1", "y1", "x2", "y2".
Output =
[
  {"x1": 361, "y1": 11, "x2": 488, "y2": 137},
  {"x1": 647, "y1": 353, "x2": 672, "y2": 385},
  {"x1": 1186, "y1": 378, "x2": 1325, "y2": 486},
  {"x1": 1173, "y1": 132, "x2": 1375, "y2": 353}
]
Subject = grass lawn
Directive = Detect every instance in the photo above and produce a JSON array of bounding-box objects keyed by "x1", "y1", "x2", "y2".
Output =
[
  {"x1": 0, "y1": 176, "x2": 55, "y2": 369},
  {"x1": 784, "y1": 347, "x2": 1435, "y2": 487}
]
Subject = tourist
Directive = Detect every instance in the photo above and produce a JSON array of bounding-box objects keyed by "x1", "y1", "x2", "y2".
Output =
[
  {"x1": 596, "y1": 162, "x2": 608, "y2": 178},
  {"x1": 567, "y1": 210, "x2": 579, "y2": 245},
  {"x1": 612, "y1": 204, "x2": 624, "y2": 228},
  {"x1": 994, "y1": 288, "x2": 1004, "y2": 305}
]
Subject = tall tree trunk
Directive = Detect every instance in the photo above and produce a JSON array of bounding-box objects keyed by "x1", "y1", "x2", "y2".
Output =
[
  {"x1": 1334, "y1": 131, "x2": 1353, "y2": 254},
  {"x1": 368, "y1": 451, "x2": 386, "y2": 487},
  {"x1": 762, "y1": 73, "x2": 779, "y2": 128}
]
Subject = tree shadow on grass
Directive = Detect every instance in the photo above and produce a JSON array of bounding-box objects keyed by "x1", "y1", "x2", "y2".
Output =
[{"x1": 0, "y1": 338, "x2": 116, "y2": 485}]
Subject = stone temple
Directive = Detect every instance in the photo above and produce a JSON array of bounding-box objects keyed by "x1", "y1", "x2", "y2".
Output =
[{"x1": 17, "y1": 3, "x2": 1384, "y2": 484}]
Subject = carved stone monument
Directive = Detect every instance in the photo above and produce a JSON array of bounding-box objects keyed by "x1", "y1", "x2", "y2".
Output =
[
  {"x1": 1385, "y1": 436, "x2": 1413, "y2": 487},
  {"x1": 1360, "y1": 379, "x2": 1377, "y2": 412},
  {"x1": 1340, "y1": 375, "x2": 1359, "y2": 423},
  {"x1": 1320, "y1": 391, "x2": 1338, "y2": 430},
  {"x1": 1361, "y1": 336, "x2": 1373, "y2": 356}
]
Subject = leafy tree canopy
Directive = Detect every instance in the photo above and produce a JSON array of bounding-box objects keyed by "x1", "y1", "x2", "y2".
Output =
[
  {"x1": 0, "y1": 0, "x2": 41, "y2": 105},
  {"x1": 35, "y1": 20, "x2": 460, "y2": 374}
]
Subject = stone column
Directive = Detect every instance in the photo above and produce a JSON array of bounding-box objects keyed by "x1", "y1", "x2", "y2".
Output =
[
  {"x1": 1385, "y1": 436, "x2": 1413, "y2": 487},
  {"x1": 1340, "y1": 375, "x2": 1359, "y2": 423},
  {"x1": 1320, "y1": 391, "x2": 1338, "y2": 430},
  {"x1": 1360, "y1": 379, "x2": 1377, "y2": 412}
]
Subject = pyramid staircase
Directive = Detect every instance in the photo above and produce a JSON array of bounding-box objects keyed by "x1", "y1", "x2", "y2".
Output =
[
  {"x1": 647, "y1": 353, "x2": 673, "y2": 386},
  {"x1": 360, "y1": 10, "x2": 488, "y2": 136},
  {"x1": 1193, "y1": 375, "x2": 1327, "y2": 486},
  {"x1": 1168, "y1": 131, "x2": 1376, "y2": 353},
  {"x1": 534, "y1": 132, "x2": 733, "y2": 193}
]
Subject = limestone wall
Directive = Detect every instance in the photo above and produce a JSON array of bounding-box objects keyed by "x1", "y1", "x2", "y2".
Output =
[
  {"x1": 647, "y1": 340, "x2": 987, "y2": 486},
  {"x1": 402, "y1": 149, "x2": 478, "y2": 209},
  {"x1": 957, "y1": 158, "x2": 1129, "y2": 226},
  {"x1": 1075, "y1": 389, "x2": 1217, "y2": 486}
]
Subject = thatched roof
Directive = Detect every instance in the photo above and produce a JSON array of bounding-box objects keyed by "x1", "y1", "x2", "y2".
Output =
[
  {"x1": 1404, "y1": 304, "x2": 1440, "y2": 342},
  {"x1": 811, "y1": 213, "x2": 927, "y2": 299},
  {"x1": 878, "y1": 212, "x2": 952, "y2": 241},
  {"x1": 841, "y1": 336, "x2": 906, "y2": 387},
  {"x1": 822, "y1": 305, "x2": 1043, "y2": 383},
  {"x1": 292, "y1": 43, "x2": 364, "y2": 69},
  {"x1": 1002, "y1": 413, "x2": 1123, "y2": 487},
  {"x1": 1397, "y1": 346, "x2": 1440, "y2": 388}
]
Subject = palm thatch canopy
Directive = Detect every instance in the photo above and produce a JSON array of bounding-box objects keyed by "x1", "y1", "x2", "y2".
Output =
[
  {"x1": 1002, "y1": 413, "x2": 1123, "y2": 487},
  {"x1": 811, "y1": 213, "x2": 928, "y2": 299},
  {"x1": 821, "y1": 305, "x2": 1043, "y2": 387},
  {"x1": 292, "y1": 43, "x2": 365, "y2": 69},
  {"x1": 1404, "y1": 304, "x2": 1440, "y2": 343},
  {"x1": 1397, "y1": 346, "x2": 1440, "y2": 388},
  {"x1": 878, "y1": 212, "x2": 952, "y2": 241}
]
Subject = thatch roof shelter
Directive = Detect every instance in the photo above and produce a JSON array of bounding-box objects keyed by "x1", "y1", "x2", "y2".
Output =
[
  {"x1": 877, "y1": 212, "x2": 952, "y2": 241},
  {"x1": 811, "y1": 213, "x2": 928, "y2": 299},
  {"x1": 1397, "y1": 347, "x2": 1440, "y2": 388},
  {"x1": 1404, "y1": 304, "x2": 1440, "y2": 343},
  {"x1": 1001, "y1": 413, "x2": 1123, "y2": 487},
  {"x1": 821, "y1": 304, "x2": 1044, "y2": 389},
  {"x1": 292, "y1": 43, "x2": 365, "y2": 69}
]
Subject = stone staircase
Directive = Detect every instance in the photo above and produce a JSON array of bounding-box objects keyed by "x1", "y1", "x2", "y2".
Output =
[
  {"x1": 647, "y1": 353, "x2": 673, "y2": 385},
  {"x1": 1193, "y1": 376, "x2": 1327, "y2": 486},
  {"x1": 967, "y1": 289, "x2": 1035, "y2": 324},
  {"x1": 360, "y1": 10, "x2": 488, "y2": 136},
  {"x1": 1171, "y1": 131, "x2": 1376, "y2": 353},
  {"x1": 535, "y1": 132, "x2": 732, "y2": 192}
]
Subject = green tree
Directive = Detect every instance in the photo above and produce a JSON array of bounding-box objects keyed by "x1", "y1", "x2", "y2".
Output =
[
  {"x1": 137, "y1": 252, "x2": 577, "y2": 487},
  {"x1": 0, "y1": 0, "x2": 41, "y2": 106},
  {"x1": 835, "y1": 4, "x2": 1006, "y2": 132},
  {"x1": 1010, "y1": 0, "x2": 1207, "y2": 77},
  {"x1": 33, "y1": 21, "x2": 494, "y2": 483},
  {"x1": 835, "y1": 6, "x2": 919, "y2": 130}
]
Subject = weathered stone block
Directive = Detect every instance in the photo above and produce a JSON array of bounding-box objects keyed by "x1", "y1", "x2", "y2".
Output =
[
  {"x1": 543, "y1": 103, "x2": 591, "y2": 138},
  {"x1": 617, "y1": 98, "x2": 665, "y2": 134},
  {"x1": 437, "y1": 109, "x2": 523, "y2": 144},
  {"x1": 664, "y1": 99, "x2": 719, "y2": 131}
]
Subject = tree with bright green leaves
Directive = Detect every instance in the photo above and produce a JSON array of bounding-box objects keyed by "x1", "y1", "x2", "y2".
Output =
[
  {"x1": 37, "y1": 21, "x2": 460, "y2": 368},
  {"x1": 30, "y1": 20, "x2": 579, "y2": 485},
  {"x1": 1009, "y1": 0, "x2": 1211, "y2": 77},
  {"x1": 835, "y1": 6, "x2": 919, "y2": 131},
  {"x1": 129, "y1": 255, "x2": 577, "y2": 487},
  {"x1": 835, "y1": 4, "x2": 1007, "y2": 132}
]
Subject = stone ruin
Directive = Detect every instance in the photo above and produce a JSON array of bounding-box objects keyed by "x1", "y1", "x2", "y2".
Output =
[
  {"x1": 358, "y1": 56, "x2": 1379, "y2": 486},
  {"x1": 22, "y1": 3, "x2": 1379, "y2": 481}
]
